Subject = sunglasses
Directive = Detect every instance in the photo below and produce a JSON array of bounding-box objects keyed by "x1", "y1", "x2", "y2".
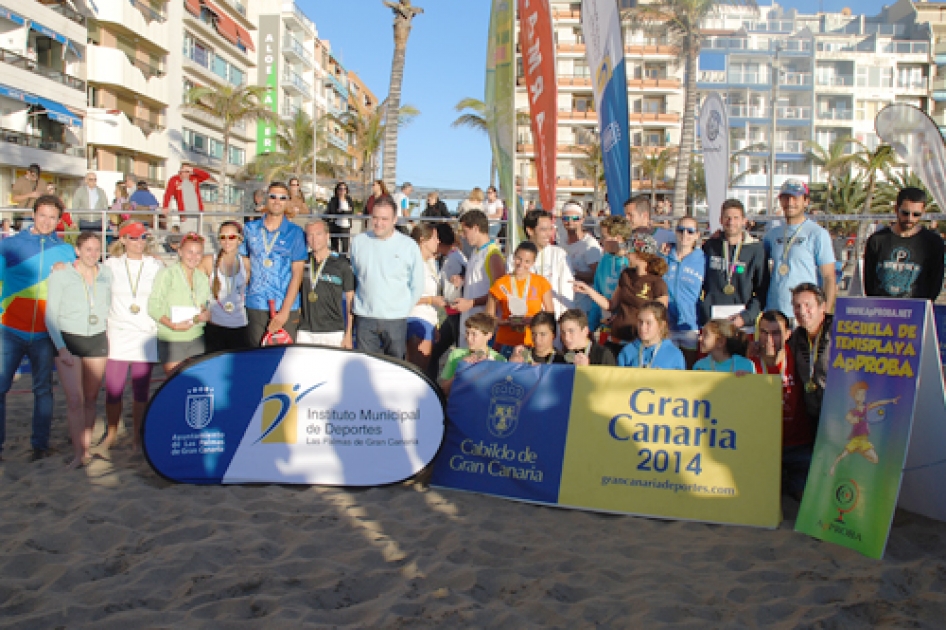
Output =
[
  {"x1": 269, "y1": 194, "x2": 289, "y2": 201},
  {"x1": 562, "y1": 216, "x2": 582, "y2": 222},
  {"x1": 676, "y1": 226, "x2": 698, "y2": 234},
  {"x1": 182, "y1": 232, "x2": 205, "y2": 243},
  {"x1": 125, "y1": 234, "x2": 148, "y2": 241},
  {"x1": 219, "y1": 234, "x2": 241, "y2": 241},
  {"x1": 899, "y1": 209, "x2": 923, "y2": 218}
]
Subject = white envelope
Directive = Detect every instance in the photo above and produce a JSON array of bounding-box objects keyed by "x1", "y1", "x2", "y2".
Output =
[{"x1": 171, "y1": 306, "x2": 200, "y2": 324}]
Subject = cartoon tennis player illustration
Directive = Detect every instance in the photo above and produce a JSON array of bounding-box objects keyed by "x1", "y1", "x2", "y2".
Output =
[{"x1": 828, "y1": 382, "x2": 900, "y2": 476}]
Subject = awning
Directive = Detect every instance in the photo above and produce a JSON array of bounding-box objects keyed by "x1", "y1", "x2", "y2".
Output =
[
  {"x1": 235, "y1": 24, "x2": 254, "y2": 52},
  {"x1": 0, "y1": 5, "x2": 26, "y2": 25},
  {"x1": 201, "y1": 0, "x2": 253, "y2": 52},
  {"x1": 0, "y1": 83, "x2": 82, "y2": 126},
  {"x1": 28, "y1": 20, "x2": 83, "y2": 59},
  {"x1": 185, "y1": 0, "x2": 200, "y2": 16},
  {"x1": 215, "y1": 16, "x2": 240, "y2": 46}
]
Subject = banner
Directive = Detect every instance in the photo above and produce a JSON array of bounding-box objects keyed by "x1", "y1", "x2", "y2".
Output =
[
  {"x1": 431, "y1": 362, "x2": 782, "y2": 528},
  {"x1": 517, "y1": 0, "x2": 557, "y2": 212},
  {"x1": 143, "y1": 346, "x2": 446, "y2": 485},
  {"x1": 582, "y1": 0, "x2": 631, "y2": 215},
  {"x1": 796, "y1": 298, "x2": 946, "y2": 557},
  {"x1": 875, "y1": 104, "x2": 946, "y2": 212},
  {"x1": 700, "y1": 92, "x2": 729, "y2": 232},
  {"x1": 935, "y1": 305, "x2": 946, "y2": 368},
  {"x1": 256, "y1": 15, "x2": 280, "y2": 154},
  {"x1": 486, "y1": 0, "x2": 516, "y2": 209}
]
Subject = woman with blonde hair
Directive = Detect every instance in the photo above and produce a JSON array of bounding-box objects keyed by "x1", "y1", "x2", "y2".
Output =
[
  {"x1": 102, "y1": 221, "x2": 163, "y2": 451},
  {"x1": 457, "y1": 187, "x2": 485, "y2": 216}
]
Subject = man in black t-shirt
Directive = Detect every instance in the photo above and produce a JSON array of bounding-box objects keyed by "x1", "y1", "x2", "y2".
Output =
[
  {"x1": 297, "y1": 220, "x2": 355, "y2": 348},
  {"x1": 864, "y1": 187, "x2": 945, "y2": 300}
]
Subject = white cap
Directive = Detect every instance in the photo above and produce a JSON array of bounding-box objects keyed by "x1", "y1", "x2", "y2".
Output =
[{"x1": 561, "y1": 201, "x2": 584, "y2": 217}]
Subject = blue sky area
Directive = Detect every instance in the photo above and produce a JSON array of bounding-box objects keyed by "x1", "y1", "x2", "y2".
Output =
[
  {"x1": 303, "y1": 0, "x2": 900, "y2": 191},
  {"x1": 303, "y1": 0, "x2": 493, "y2": 192}
]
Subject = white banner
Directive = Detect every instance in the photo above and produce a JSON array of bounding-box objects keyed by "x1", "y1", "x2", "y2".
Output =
[
  {"x1": 875, "y1": 104, "x2": 946, "y2": 212},
  {"x1": 700, "y1": 92, "x2": 729, "y2": 231}
]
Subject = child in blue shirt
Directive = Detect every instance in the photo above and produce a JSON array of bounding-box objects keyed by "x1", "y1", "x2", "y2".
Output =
[
  {"x1": 617, "y1": 301, "x2": 686, "y2": 370},
  {"x1": 693, "y1": 319, "x2": 757, "y2": 373}
]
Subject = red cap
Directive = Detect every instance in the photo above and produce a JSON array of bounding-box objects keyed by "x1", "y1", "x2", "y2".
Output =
[{"x1": 119, "y1": 221, "x2": 148, "y2": 238}]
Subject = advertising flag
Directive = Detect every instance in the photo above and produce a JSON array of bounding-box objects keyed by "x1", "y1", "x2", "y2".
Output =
[
  {"x1": 875, "y1": 104, "x2": 946, "y2": 212},
  {"x1": 700, "y1": 92, "x2": 729, "y2": 231},
  {"x1": 486, "y1": 0, "x2": 516, "y2": 210},
  {"x1": 256, "y1": 15, "x2": 280, "y2": 155},
  {"x1": 518, "y1": 0, "x2": 557, "y2": 212},
  {"x1": 796, "y1": 298, "x2": 946, "y2": 557},
  {"x1": 582, "y1": 0, "x2": 632, "y2": 215}
]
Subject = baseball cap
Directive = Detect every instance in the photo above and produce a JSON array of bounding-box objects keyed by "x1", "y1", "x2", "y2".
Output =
[
  {"x1": 627, "y1": 232, "x2": 658, "y2": 255},
  {"x1": 779, "y1": 179, "x2": 809, "y2": 197},
  {"x1": 119, "y1": 221, "x2": 148, "y2": 238}
]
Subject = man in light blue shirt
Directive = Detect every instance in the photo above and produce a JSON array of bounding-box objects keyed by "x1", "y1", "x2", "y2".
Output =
[
  {"x1": 350, "y1": 196, "x2": 425, "y2": 359},
  {"x1": 764, "y1": 179, "x2": 836, "y2": 319}
]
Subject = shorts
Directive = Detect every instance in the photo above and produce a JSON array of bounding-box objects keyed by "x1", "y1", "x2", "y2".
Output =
[
  {"x1": 845, "y1": 435, "x2": 874, "y2": 454},
  {"x1": 61, "y1": 331, "x2": 109, "y2": 358},
  {"x1": 407, "y1": 317, "x2": 436, "y2": 342},
  {"x1": 158, "y1": 337, "x2": 205, "y2": 364}
]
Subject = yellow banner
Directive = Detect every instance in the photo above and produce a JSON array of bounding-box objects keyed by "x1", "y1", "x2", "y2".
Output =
[{"x1": 559, "y1": 367, "x2": 783, "y2": 528}]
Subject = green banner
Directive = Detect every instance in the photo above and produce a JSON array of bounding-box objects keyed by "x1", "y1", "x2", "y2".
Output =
[
  {"x1": 257, "y1": 15, "x2": 280, "y2": 154},
  {"x1": 486, "y1": 0, "x2": 515, "y2": 240}
]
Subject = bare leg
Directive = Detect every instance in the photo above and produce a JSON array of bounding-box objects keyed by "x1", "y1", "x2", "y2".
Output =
[
  {"x1": 828, "y1": 449, "x2": 850, "y2": 476},
  {"x1": 407, "y1": 338, "x2": 433, "y2": 372},
  {"x1": 80, "y1": 357, "x2": 107, "y2": 461},
  {"x1": 103, "y1": 402, "x2": 122, "y2": 450},
  {"x1": 56, "y1": 357, "x2": 86, "y2": 468},
  {"x1": 863, "y1": 448, "x2": 879, "y2": 464},
  {"x1": 131, "y1": 400, "x2": 147, "y2": 453}
]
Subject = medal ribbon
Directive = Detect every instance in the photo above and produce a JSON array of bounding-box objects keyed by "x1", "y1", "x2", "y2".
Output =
[
  {"x1": 125, "y1": 256, "x2": 144, "y2": 304},
  {"x1": 807, "y1": 326, "x2": 824, "y2": 386},
  {"x1": 780, "y1": 221, "x2": 807, "y2": 271},
  {"x1": 261, "y1": 227, "x2": 279, "y2": 261},
  {"x1": 77, "y1": 262, "x2": 99, "y2": 314},
  {"x1": 215, "y1": 257, "x2": 239, "y2": 309},
  {"x1": 723, "y1": 237, "x2": 743, "y2": 287},
  {"x1": 179, "y1": 263, "x2": 197, "y2": 308},
  {"x1": 309, "y1": 254, "x2": 329, "y2": 294},
  {"x1": 639, "y1": 341, "x2": 661, "y2": 369}
]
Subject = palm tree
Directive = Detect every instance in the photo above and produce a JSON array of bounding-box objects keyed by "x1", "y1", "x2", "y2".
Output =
[
  {"x1": 688, "y1": 156, "x2": 705, "y2": 208},
  {"x1": 381, "y1": 0, "x2": 424, "y2": 191},
  {"x1": 453, "y1": 98, "x2": 532, "y2": 188},
  {"x1": 729, "y1": 142, "x2": 768, "y2": 186},
  {"x1": 873, "y1": 169, "x2": 940, "y2": 214},
  {"x1": 242, "y1": 110, "x2": 345, "y2": 186},
  {"x1": 574, "y1": 129, "x2": 605, "y2": 212},
  {"x1": 336, "y1": 102, "x2": 419, "y2": 206},
  {"x1": 634, "y1": 146, "x2": 678, "y2": 209},
  {"x1": 851, "y1": 143, "x2": 899, "y2": 258},
  {"x1": 181, "y1": 82, "x2": 276, "y2": 204},
  {"x1": 622, "y1": 0, "x2": 718, "y2": 217},
  {"x1": 804, "y1": 136, "x2": 860, "y2": 213}
]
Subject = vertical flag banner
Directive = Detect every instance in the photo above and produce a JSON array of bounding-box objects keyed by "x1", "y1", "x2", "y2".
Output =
[
  {"x1": 582, "y1": 0, "x2": 631, "y2": 215},
  {"x1": 256, "y1": 16, "x2": 280, "y2": 155},
  {"x1": 518, "y1": 0, "x2": 557, "y2": 212},
  {"x1": 487, "y1": 0, "x2": 516, "y2": 209},
  {"x1": 700, "y1": 92, "x2": 729, "y2": 232},
  {"x1": 796, "y1": 298, "x2": 946, "y2": 558},
  {"x1": 431, "y1": 362, "x2": 783, "y2": 528},
  {"x1": 875, "y1": 104, "x2": 946, "y2": 212}
]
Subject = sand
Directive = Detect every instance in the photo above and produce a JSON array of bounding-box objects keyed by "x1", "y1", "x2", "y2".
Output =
[{"x1": 2, "y1": 377, "x2": 946, "y2": 629}]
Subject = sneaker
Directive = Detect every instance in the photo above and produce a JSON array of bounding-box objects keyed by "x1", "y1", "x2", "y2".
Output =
[{"x1": 29, "y1": 448, "x2": 48, "y2": 462}]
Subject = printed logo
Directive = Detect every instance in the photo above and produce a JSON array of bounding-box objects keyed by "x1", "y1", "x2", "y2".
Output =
[
  {"x1": 256, "y1": 382, "x2": 324, "y2": 444},
  {"x1": 833, "y1": 479, "x2": 860, "y2": 524},
  {"x1": 185, "y1": 387, "x2": 214, "y2": 429},
  {"x1": 878, "y1": 247, "x2": 920, "y2": 296},
  {"x1": 488, "y1": 376, "x2": 525, "y2": 438},
  {"x1": 707, "y1": 109, "x2": 721, "y2": 142}
]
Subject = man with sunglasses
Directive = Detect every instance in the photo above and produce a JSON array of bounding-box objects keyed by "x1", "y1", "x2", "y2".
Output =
[
  {"x1": 863, "y1": 187, "x2": 944, "y2": 300},
  {"x1": 240, "y1": 182, "x2": 307, "y2": 344},
  {"x1": 561, "y1": 201, "x2": 601, "y2": 315},
  {"x1": 700, "y1": 199, "x2": 768, "y2": 328}
]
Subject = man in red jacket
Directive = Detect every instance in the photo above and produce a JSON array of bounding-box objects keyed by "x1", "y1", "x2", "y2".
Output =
[{"x1": 161, "y1": 162, "x2": 214, "y2": 215}]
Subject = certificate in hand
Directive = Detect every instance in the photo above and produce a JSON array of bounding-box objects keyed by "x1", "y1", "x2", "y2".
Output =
[{"x1": 171, "y1": 306, "x2": 199, "y2": 324}]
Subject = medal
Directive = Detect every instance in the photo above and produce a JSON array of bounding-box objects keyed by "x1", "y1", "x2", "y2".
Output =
[
  {"x1": 89, "y1": 315, "x2": 98, "y2": 325},
  {"x1": 308, "y1": 291, "x2": 318, "y2": 303},
  {"x1": 130, "y1": 304, "x2": 140, "y2": 314},
  {"x1": 722, "y1": 238, "x2": 744, "y2": 295},
  {"x1": 263, "y1": 258, "x2": 273, "y2": 268},
  {"x1": 805, "y1": 381, "x2": 817, "y2": 393},
  {"x1": 564, "y1": 351, "x2": 576, "y2": 364},
  {"x1": 78, "y1": 262, "x2": 99, "y2": 327},
  {"x1": 224, "y1": 302, "x2": 235, "y2": 313},
  {"x1": 723, "y1": 284, "x2": 735, "y2": 295},
  {"x1": 778, "y1": 222, "x2": 807, "y2": 279},
  {"x1": 778, "y1": 264, "x2": 790, "y2": 275},
  {"x1": 308, "y1": 254, "x2": 329, "y2": 304},
  {"x1": 125, "y1": 257, "x2": 145, "y2": 314}
]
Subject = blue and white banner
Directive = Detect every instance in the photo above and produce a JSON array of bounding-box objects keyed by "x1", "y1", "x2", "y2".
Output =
[
  {"x1": 700, "y1": 92, "x2": 729, "y2": 231},
  {"x1": 143, "y1": 346, "x2": 446, "y2": 486},
  {"x1": 582, "y1": 0, "x2": 631, "y2": 215}
]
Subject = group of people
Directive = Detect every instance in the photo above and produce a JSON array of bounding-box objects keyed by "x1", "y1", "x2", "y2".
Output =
[{"x1": 1, "y1": 174, "x2": 944, "y2": 496}]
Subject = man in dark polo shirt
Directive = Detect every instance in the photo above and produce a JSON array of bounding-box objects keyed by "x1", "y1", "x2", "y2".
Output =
[{"x1": 297, "y1": 220, "x2": 354, "y2": 348}]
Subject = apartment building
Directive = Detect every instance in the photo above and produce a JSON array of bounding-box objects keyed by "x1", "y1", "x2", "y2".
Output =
[
  {"x1": 699, "y1": 0, "x2": 932, "y2": 213},
  {"x1": 515, "y1": 0, "x2": 685, "y2": 210},
  {"x1": 0, "y1": 0, "x2": 86, "y2": 206},
  {"x1": 85, "y1": 0, "x2": 170, "y2": 197},
  {"x1": 913, "y1": 0, "x2": 946, "y2": 135}
]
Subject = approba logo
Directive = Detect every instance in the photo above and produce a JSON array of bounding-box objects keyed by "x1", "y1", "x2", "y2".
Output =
[
  {"x1": 488, "y1": 376, "x2": 525, "y2": 438},
  {"x1": 185, "y1": 386, "x2": 214, "y2": 430},
  {"x1": 256, "y1": 382, "x2": 324, "y2": 444}
]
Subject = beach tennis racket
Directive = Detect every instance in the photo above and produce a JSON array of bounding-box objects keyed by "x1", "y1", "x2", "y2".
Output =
[{"x1": 260, "y1": 299, "x2": 293, "y2": 346}]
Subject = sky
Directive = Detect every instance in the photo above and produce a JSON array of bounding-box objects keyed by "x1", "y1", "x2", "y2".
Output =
[{"x1": 303, "y1": 0, "x2": 493, "y2": 192}]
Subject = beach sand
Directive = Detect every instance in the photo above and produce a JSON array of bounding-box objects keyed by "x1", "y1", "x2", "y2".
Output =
[{"x1": 2, "y1": 378, "x2": 946, "y2": 629}]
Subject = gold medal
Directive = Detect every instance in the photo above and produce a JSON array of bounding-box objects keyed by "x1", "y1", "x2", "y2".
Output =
[
  {"x1": 805, "y1": 381, "x2": 817, "y2": 393},
  {"x1": 224, "y1": 302, "x2": 235, "y2": 313},
  {"x1": 308, "y1": 291, "x2": 318, "y2": 303},
  {"x1": 263, "y1": 258, "x2": 274, "y2": 268},
  {"x1": 778, "y1": 263, "x2": 790, "y2": 276},
  {"x1": 129, "y1": 304, "x2": 140, "y2": 314},
  {"x1": 723, "y1": 284, "x2": 735, "y2": 295}
]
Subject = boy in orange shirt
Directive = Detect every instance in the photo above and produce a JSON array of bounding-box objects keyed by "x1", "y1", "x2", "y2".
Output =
[{"x1": 485, "y1": 242, "x2": 554, "y2": 357}]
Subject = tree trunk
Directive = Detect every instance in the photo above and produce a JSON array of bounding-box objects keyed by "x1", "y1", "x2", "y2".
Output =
[
  {"x1": 673, "y1": 43, "x2": 699, "y2": 217},
  {"x1": 382, "y1": 26, "x2": 411, "y2": 192},
  {"x1": 222, "y1": 130, "x2": 230, "y2": 209}
]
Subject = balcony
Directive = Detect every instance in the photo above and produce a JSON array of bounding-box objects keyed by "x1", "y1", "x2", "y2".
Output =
[
  {"x1": 39, "y1": 1, "x2": 86, "y2": 25},
  {"x1": 624, "y1": 44, "x2": 678, "y2": 57},
  {"x1": 936, "y1": 41, "x2": 946, "y2": 56},
  {"x1": 816, "y1": 109, "x2": 854, "y2": 121},
  {"x1": 897, "y1": 78, "x2": 928, "y2": 91},
  {"x1": 556, "y1": 74, "x2": 592, "y2": 88},
  {"x1": 92, "y1": 0, "x2": 169, "y2": 51},
  {"x1": 0, "y1": 48, "x2": 85, "y2": 92},
  {"x1": 774, "y1": 140, "x2": 805, "y2": 153},
  {"x1": 283, "y1": 34, "x2": 313, "y2": 67},
  {"x1": 932, "y1": 112, "x2": 946, "y2": 126},
  {"x1": 1, "y1": 127, "x2": 85, "y2": 157},
  {"x1": 777, "y1": 105, "x2": 811, "y2": 119},
  {"x1": 780, "y1": 72, "x2": 812, "y2": 87},
  {"x1": 816, "y1": 74, "x2": 854, "y2": 87},
  {"x1": 1, "y1": 127, "x2": 86, "y2": 175},
  {"x1": 559, "y1": 109, "x2": 597, "y2": 123},
  {"x1": 86, "y1": 109, "x2": 169, "y2": 159},
  {"x1": 327, "y1": 133, "x2": 348, "y2": 151},
  {"x1": 282, "y1": 70, "x2": 312, "y2": 96},
  {"x1": 557, "y1": 43, "x2": 586, "y2": 55},
  {"x1": 630, "y1": 110, "x2": 681, "y2": 124},
  {"x1": 282, "y1": 1, "x2": 317, "y2": 36},
  {"x1": 281, "y1": 102, "x2": 301, "y2": 120},
  {"x1": 627, "y1": 77, "x2": 682, "y2": 91},
  {"x1": 87, "y1": 46, "x2": 169, "y2": 106},
  {"x1": 727, "y1": 71, "x2": 771, "y2": 85},
  {"x1": 325, "y1": 72, "x2": 349, "y2": 99},
  {"x1": 933, "y1": 76, "x2": 946, "y2": 92},
  {"x1": 551, "y1": 9, "x2": 580, "y2": 21}
]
